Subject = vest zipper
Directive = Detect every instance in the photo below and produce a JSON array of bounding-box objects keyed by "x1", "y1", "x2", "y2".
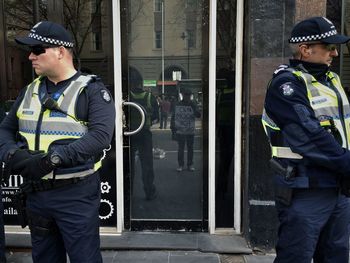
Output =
[{"x1": 35, "y1": 106, "x2": 45, "y2": 151}]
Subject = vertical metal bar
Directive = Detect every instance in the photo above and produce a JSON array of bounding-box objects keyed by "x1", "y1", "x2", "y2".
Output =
[
  {"x1": 112, "y1": 0, "x2": 124, "y2": 233},
  {"x1": 33, "y1": 0, "x2": 40, "y2": 24},
  {"x1": 234, "y1": 0, "x2": 244, "y2": 234},
  {"x1": 208, "y1": 0, "x2": 217, "y2": 234},
  {"x1": 161, "y1": 0, "x2": 165, "y2": 95}
]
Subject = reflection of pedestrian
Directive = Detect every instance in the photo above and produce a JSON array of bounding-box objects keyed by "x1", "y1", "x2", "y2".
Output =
[
  {"x1": 0, "y1": 21, "x2": 115, "y2": 262},
  {"x1": 129, "y1": 73, "x2": 159, "y2": 200},
  {"x1": 0, "y1": 106, "x2": 6, "y2": 263},
  {"x1": 262, "y1": 17, "x2": 350, "y2": 262},
  {"x1": 159, "y1": 97, "x2": 171, "y2": 129},
  {"x1": 171, "y1": 89, "x2": 201, "y2": 172}
]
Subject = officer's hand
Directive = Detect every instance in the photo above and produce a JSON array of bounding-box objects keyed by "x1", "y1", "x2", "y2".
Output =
[
  {"x1": 5, "y1": 149, "x2": 39, "y2": 175},
  {"x1": 16, "y1": 153, "x2": 54, "y2": 181}
]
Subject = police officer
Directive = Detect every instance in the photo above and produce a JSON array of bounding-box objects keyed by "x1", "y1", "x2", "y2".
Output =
[
  {"x1": 129, "y1": 72, "x2": 158, "y2": 200},
  {"x1": 262, "y1": 17, "x2": 350, "y2": 262},
  {"x1": 0, "y1": 21, "x2": 115, "y2": 262}
]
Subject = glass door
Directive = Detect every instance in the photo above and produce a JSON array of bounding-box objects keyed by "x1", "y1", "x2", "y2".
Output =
[{"x1": 121, "y1": 0, "x2": 209, "y2": 231}]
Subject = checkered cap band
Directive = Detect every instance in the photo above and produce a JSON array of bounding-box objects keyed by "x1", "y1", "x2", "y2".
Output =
[
  {"x1": 28, "y1": 33, "x2": 74, "y2": 47},
  {"x1": 289, "y1": 29, "x2": 337, "y2": 43}
]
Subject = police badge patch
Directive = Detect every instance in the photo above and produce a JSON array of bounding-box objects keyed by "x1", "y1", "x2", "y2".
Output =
[
  {"x1": 280, "y1": 83, "x2": 294, "y2": 96},
  {"x1": 100, "y1": 90, "x2": 111, "y2": 103}
]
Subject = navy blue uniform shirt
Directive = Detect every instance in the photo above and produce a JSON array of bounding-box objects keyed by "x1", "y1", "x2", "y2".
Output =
[
  {"x1": 265, "y1": 60, "x2": 350, "y2": 186},
  {"x1": 0, "y1": 72, "x2": 116, "y2": 167}
]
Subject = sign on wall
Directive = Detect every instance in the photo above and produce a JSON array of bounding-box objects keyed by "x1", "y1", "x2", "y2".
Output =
[{"x1": 2, "y1": 147, "x2": 117, "y2": 227}]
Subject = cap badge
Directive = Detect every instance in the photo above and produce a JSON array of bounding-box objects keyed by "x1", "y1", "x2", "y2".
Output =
[{"x1": 31, "y1": 22, "x2": 42, "y2": 33}]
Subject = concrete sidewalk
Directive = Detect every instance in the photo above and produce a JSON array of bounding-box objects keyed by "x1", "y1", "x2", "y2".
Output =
[
  {"x1": 5, "y1": 231, "x2": 276, "y2": 262},
  {"x1": 5, "y1": 250, "x2": 276, "y2": 263}
]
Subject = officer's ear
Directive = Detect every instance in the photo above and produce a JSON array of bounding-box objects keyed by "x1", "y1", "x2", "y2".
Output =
[{"x1": 299, "y1": 44, "x2": 312, "y2": 57}]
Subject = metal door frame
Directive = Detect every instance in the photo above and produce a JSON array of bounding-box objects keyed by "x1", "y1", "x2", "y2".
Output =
[{"x1": 112, "y1": 0, "x2": 244, "y2": 234}]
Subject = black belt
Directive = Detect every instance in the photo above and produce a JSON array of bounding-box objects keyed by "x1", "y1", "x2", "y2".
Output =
[{"x1": 20, "y1": 176, "x2": 90, "y2": 194}]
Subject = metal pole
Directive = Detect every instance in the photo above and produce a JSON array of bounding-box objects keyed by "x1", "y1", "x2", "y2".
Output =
[
  {"x1": 33, "y1": 0, "x2": 39, "y2": 24},
  {"x1": 112, "y1": 0, "x2": 124, "y2": 233},
  {"x1": 234, "y1": 0, "x2": 244, "y2": 234},
  {"x1": 208, "y1": 0, "x2": 217, "y2": 234},
  {"x1": 187, "y1": 40, "x2": 190, "y2": 79},
  {"x1": 161, "y1": 1, "x2": 165, "y2": 95}
]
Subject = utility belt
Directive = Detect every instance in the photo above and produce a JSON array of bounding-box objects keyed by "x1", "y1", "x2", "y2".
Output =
[
  {"x1": 269, "y1": 158, "x2": 296, "y2": 206},
  {"x1": 13, "y1": 172, "x2": 96, "y2": 228},
  {"x1": 41, "y1": 168, "x2": 95, "y2": 180},
  {"x1": 21, "y1": 173, "x2": 94, "y2": 193}
]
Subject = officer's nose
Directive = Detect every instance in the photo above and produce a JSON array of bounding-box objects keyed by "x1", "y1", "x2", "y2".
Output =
[{"x1": 331, "y1": 48, "x2": 338, "y2": 57}]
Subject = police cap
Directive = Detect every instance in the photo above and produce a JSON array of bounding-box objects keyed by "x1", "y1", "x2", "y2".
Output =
[
  {"x1": 289, "y1": 17, "x2": 350, "y2": 44},
  {"x1": 15, "y1": 21, "x2": 74, "y2": 48}
]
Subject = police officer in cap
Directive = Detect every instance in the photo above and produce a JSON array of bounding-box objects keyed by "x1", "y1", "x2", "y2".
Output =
[
  {"x1": 262, "y1": 17, "x2": 350, "y2": 262},
  {"x1": 0, "y1": 21, "x2": 115, "y2": 262}
]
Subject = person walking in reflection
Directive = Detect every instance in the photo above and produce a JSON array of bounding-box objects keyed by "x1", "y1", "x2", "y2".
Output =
[
  {"x1": 159, "y1": 96, "x2": 171, "y2": 129},
  {"x1": 129, "y1": 73, "x2": 159, "y2": 200},
  {"x1": 171, "y1": 89, "x2": 201, "y2": 172}
]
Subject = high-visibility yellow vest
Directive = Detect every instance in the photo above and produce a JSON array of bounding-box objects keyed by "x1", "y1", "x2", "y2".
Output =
[
  {"x1": 17, "y1": 75, "x2": 102, "y2": 172},
  {"x1": 262, "y1": 69, "x2": 350, "y2": 160}
]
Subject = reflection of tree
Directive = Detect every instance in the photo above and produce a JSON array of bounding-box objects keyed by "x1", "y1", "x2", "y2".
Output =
[
  {"x1": 63, "y1": 0, "x2": 103, "y2": 67},
  {"x1": 128, "y1": 0, "x2": 151, "y2": 47},
  {"x1": 4, "y1": 0, "x2": 104, "y2": 68},
  {"x1": 217, "y1": 0, "x2": 236, "y2": 68},
  {"x1": 4, "y1": 0, "x2": 47, "y2": 33}
]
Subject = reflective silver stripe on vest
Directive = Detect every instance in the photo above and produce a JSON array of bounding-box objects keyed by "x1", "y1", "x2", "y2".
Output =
[
  {"x1": 60, "y1": 75, "x2": 94, "y2": 112},
  {"x1": 262, "y1": 109, "x2": 279, "y2": 129},
  {"x1": 19, "y1": 119, "x2": 87, "y2": 136},
  {"x1": 274, "y1": 147, "x2": 303, "y2": 159},
  {"x1": 23, "y1": 81, "x2": 37, "y2": 109},
  {"x1": 312, "y1": 106, "x2": 343, "y2": 118},
  {"x1": 42, "y1": 169, "x2": 95, "y2": 180}
]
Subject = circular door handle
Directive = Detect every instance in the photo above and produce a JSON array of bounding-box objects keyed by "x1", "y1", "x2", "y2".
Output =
[{"x1": 123, "y1": 101, "x2": 146, "y2": 136}]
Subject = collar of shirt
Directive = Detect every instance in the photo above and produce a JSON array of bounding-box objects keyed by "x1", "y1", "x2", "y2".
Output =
[
  {"x1": 290, "y1": 59, "x2": 330, "y2": 80},
  {"x1": 45, "y1": 71, "x2": 81, "y2": 95}
]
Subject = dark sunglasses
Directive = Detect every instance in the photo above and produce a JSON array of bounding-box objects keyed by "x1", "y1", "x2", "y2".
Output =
[
  {"x1": 29, "y1": 45, "x2": 58, "y2": 56},
  {"x1": 301, "y1": 43, "x2": 338, "y2": 52}
]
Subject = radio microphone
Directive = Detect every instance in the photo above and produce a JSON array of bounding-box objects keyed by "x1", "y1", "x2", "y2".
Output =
[{"x1": 42, "y1": 97, "x2": 80, "y2": 123}]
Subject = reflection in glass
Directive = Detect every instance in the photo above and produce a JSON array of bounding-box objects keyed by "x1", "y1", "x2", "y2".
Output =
[
  {"x1": 215, "y1": 0, "x2": 236, "y2": 228},
  {"x1": 127, "y1": 0, "x2": 205, "y2": 220}
]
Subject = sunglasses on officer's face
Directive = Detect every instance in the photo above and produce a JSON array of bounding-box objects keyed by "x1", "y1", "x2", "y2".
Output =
[
  {"x1": 302, "y1": 43, "x2": 338, "y2": 51},
  {"x1": 29, "y1": 45, "x2": 58, "y2": 56}
]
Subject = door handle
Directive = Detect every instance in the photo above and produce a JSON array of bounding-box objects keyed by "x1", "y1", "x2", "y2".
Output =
[{"x1": 122, "y1": 101, "x2": 145, "y2": 136}]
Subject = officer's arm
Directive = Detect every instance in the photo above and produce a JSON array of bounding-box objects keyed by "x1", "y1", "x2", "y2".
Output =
[
  {"x1": 54, "y1": 82, "x2": 116, "y2": 166},
  {"x1": 265, "y1": 76, "x2": 350, "y2": 173},
  {"x1": 0, "y1": 89, "x2": 26, "y2": 162}
]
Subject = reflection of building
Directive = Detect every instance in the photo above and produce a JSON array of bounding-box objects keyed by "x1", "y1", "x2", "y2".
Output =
[{"x1": 128, "y1": 0, "x2": 202, "y2": 95}]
